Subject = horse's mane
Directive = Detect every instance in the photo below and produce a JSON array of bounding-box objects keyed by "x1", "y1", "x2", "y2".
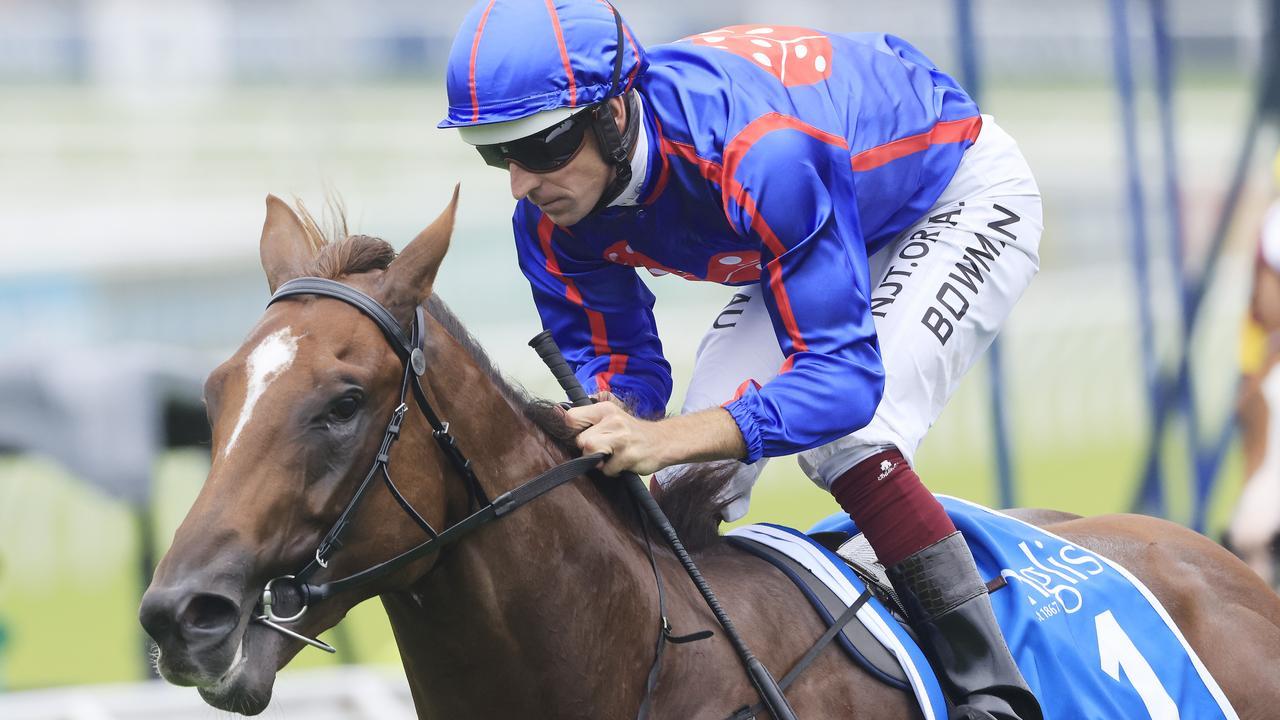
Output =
[
  {"x1": 290, "y1": 200, "x2": 733, "y2": 551},
  {"x1": 293, "y1": 197, "x2": 397, "y2": 279}
]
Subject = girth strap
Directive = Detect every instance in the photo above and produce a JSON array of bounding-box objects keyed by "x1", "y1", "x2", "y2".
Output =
[{"x1": 727, "y1": 589, "x2": 872, "y2": 720}]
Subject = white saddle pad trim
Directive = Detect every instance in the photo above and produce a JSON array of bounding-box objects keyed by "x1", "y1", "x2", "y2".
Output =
[{"x1": 729, "y1": 524, "x2": 941, "y2": 720}]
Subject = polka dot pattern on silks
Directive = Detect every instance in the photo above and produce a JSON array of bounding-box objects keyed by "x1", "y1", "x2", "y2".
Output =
[
  {"x1": 604, "y1": 240, "x2": 762, "y2": 284},
  {"x1": 687, "y1": 26, "x2": 833, "y2": 87}
]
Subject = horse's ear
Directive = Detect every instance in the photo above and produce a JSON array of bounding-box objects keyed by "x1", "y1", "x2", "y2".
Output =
[
  {"x1": 260, "y1": 194, "x2": 317, "y2": 293},
  {"x1": 385, "y1": 184, "x2": 459, "y2": 306}
]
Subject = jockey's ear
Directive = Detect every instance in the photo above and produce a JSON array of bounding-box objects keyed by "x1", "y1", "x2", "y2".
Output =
[
  {"x1": 259, "y1": 194, "x2": 318, "y2": 294},
  {"x1": 609, "y1": 95, "x2": 627, "y2": 134},
  {"x1": 382, "y1": 184, "x2": 459, "y2": 311}
]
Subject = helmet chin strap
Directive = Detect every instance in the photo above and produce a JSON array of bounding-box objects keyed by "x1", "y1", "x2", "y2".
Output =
[
  {"x1": 584, "y1": 0, "x2": 638, "y2": 217},
  {"x1": 588, "y1": 90, "x2": 641, "y2": 215}
]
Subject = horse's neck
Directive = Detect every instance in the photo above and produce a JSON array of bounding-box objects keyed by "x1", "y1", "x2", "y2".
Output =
[{"x1": 382, "y1": 325, "x2": 659, "y2": 718}]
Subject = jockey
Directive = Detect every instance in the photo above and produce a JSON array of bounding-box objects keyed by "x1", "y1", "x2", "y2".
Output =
[{"x1": 440, "y1": 2, "x2": 1043, "y2": 718}]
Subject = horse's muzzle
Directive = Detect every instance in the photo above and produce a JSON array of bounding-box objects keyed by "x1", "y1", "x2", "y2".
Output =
[{"x1": 139, "y1": 582, "x2": 245, "y2": 685}]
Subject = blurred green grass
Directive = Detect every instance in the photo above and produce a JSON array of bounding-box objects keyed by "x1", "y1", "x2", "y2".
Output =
[{"x1": 0, "y1": 427, "x2": 1244, "y2": 690}]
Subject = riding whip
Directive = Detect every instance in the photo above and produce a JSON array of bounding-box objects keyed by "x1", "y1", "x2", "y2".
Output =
[{"x1": 529, "y1": 330, "x2": 799, "y2": 720}]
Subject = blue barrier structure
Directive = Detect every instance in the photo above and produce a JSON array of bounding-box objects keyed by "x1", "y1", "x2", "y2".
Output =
[
  {"x1": 956, "y1": 0, "x2": 1256, "y2": 527},
  {"x1": 1110, "y1": 0, "x2": 1168, "y2": 519},
  {"x1": 1111, "y1": 0, "x2": 1269, "y2": 530},
  {"x1": 953, "y1": 0, "x2": 1017, "y2": 510}
]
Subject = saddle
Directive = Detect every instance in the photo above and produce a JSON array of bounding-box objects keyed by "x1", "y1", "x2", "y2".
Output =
[{"x1": 727, "y1": 528, "x2": 914, "y2": 690}]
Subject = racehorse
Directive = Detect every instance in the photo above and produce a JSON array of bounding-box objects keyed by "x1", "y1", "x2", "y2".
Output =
[{"x1": 140, "y1": 191, "x2": 1280, "y2": 718}]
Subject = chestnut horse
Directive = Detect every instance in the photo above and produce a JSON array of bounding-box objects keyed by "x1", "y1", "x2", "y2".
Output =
[{"x1": 140, "y1": 192, "x2": 1280, "y2": 718}]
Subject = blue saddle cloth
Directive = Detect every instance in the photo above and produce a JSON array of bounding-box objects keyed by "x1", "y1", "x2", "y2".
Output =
[{"x1": 746, "y1": 495, "x2": 1237, "y2": 719}]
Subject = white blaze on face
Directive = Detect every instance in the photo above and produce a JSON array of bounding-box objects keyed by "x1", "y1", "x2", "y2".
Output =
[{"x1": 223, "y1": 327, "x2": 301, "y2": 458}]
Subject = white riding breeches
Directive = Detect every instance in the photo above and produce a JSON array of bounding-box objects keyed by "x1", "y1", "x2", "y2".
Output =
[{"x1": 656, "y1": 115, "x2": 1044, "y2": 521}]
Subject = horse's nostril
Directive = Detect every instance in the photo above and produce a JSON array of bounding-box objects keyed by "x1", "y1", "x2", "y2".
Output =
[
  {"x1": 140, "y1": 590, "x2": 178, "y2": 644},
  {"x1": 180, "y1": 593, "x2": 241, "y2": 638}
]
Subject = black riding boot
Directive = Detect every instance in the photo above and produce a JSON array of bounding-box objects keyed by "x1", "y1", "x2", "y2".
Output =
[{"x1": 886, "y1": 532, "x2": 1044, "y2": 720}]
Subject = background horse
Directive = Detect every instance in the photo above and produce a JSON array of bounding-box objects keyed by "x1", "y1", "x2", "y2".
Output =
[{"x1": 140, "y1": 192, "x2": 1280, "y2": 718}]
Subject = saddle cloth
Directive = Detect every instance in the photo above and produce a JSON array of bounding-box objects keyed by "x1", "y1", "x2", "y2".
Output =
[{"x1": 728, "y1": 495, "x2": 1239, "y2": 720}]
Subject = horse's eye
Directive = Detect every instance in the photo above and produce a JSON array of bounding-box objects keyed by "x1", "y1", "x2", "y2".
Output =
[{"x1": 330, "y1": 396, "x2": 361, "y2": 421}]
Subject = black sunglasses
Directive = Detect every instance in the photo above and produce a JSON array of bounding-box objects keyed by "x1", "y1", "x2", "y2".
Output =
[{"x1": 476, "y1": 106, "x2": 596, "y2": 173}]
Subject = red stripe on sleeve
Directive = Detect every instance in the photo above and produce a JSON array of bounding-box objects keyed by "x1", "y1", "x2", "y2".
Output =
[
  {"x1": 585, "y1": 310, "x2": 609, "y2": 356},
  {"x1": 596, "y1": 353, "x2": 630, "y2": 391},
  {"x1": 656, "y1": 117, "x2": 824, "y2": 355},
  {"x1": 753, "y1": 214, "x2": 810, "y2": 354},
  {"x1": 722, "y1": 378, "x2": 761, "y2": 406},
  {"x1": 723, "y1": 113, "x2": 848, "y2": 182},
  {"x1": 663, "y1": 138, "x2": 723, "y2": 183},
  {"x1": 537, "y1": 214, "x2": 610, "y2": 356},
  {"x1": 850, "y1": 115, "x2": 982, "y2": 172},
  {"x1": 544, "y1": 0, "x2": 578, "y2": 107},
  {"x1": 609, "y1": 353, "x2": 629, "y2": 377},
  {"x1": 468, "y1": 0, "x2": 498, "y2": 122},
  {"x1": 722, "y1": 112, "x2": 847, "y2": 215}
]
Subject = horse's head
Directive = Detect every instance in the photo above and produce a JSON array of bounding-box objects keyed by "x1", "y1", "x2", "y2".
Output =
[{"x1": 140, "y1": 190, "x2": 461, "y2": 714}]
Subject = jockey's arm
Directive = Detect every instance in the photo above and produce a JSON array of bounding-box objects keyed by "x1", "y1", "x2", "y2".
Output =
[
  {"x1": 567, "y1": 402, "x2": 746, "y2": 476},
  {"x1": 514, "y1": 203, "x2": 673, "y2": 418},
  {"x1": 715, "y1": 129, "x2": 885, "y2": 463},
  {"x1": 570, "y1": 131, "x2": 887, "y2": 477}
]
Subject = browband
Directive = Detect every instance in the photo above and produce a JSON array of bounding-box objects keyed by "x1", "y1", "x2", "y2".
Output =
[{"x1": 270, "y1": 277, "x2": 414, "y2": 359}]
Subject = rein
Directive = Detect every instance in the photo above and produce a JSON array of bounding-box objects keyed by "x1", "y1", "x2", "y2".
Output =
[
  {"x1": 256, "y1": 278, "x2": 598, "y2": 637},
  {"x1": 251, "y1": 277, "x2": 674, "y2": 718},
  {"x1": 253, "y1": 278, "x2": 810, "y2": 719}
]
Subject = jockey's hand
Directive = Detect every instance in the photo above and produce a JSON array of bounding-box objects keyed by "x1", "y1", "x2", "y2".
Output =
[
  {"x1": 564, "y1": 403, "x2": 748, "y2": 477},
  {"x1": 554, "y1": 391, "x2": 624, "y2": 414},
  {"x1": 589, "y1": 390, "x2": 626, "y2": 407},
  {"x1": 565, "y1": 400, "x2": 666, "y2": 476}
]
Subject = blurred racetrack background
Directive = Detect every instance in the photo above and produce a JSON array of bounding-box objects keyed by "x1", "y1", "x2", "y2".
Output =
[{"x1": 0, "y1": 0, "x2": 1271, "y2": 716}]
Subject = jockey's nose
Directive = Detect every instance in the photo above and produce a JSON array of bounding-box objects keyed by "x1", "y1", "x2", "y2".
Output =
[
  {"x1": 509, "y1": 162, "x2": 539, "y2": 201},
  {"x1": 140, "y1": 584, "x2": 243, "y2": 650}
]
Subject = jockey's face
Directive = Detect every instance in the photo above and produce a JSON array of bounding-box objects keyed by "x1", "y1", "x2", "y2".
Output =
[{"x1": 507, "y1": 96, "x2": 626, "y2": 227}]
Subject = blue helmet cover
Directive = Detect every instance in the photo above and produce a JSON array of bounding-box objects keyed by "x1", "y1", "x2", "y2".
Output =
[{"x1": 440, "y1": 0, "x2": 649, "y2": 130}]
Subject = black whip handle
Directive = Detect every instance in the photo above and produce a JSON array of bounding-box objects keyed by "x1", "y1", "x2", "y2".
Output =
[
  {"x1": 527, "y1": 330, "x2": 798, "y2": 720},
  {"x1": 530, "y1": 330, "x2": 592, "y2": 407}
]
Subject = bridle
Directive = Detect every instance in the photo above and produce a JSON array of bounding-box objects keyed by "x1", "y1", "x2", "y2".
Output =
[
  {"x1": 244, "y1": 276, "x2": 806, "y2": 720},
  {"x1": 245, "y1": 275, "x2": 814, "y2": 717},
  {"x1": 252, "y1": 277, "x2": 606, "y2": 653}
]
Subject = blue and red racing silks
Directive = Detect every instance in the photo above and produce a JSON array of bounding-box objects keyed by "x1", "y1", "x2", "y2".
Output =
[{"x1": 511, "y1": 27, "x2": 982, "y2": 463}]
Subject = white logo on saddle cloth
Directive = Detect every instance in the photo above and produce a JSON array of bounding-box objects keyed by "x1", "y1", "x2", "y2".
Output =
[{"x1": 1002, "y1": 539, "x2": 1107, "y2": 617}]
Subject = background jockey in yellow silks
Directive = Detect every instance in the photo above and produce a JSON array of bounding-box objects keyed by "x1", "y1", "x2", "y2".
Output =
[{"x1": 1227, "y1": 149, "x2": 1280, "y2": 589}]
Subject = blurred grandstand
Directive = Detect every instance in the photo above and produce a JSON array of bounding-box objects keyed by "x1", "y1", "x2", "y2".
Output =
[{"x1": 0, "y1": 0, "x2": 1272, "y2": 715}]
